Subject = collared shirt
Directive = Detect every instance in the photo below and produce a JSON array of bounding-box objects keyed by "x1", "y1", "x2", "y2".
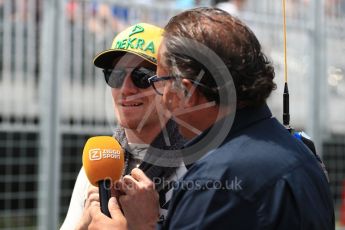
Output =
[{"x1": 159, "y1": 104, "x2": 334, "y2": 230}]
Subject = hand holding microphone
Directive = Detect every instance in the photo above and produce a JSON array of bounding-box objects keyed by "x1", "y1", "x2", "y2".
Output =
[
  {"x1": 81, "y1": 136, "x2": 158, "y2": 230},
  {"x1": 82, "y1": 136, "x2": 124, "y2": 217},
  {"x1": 116, "y1": 168, "x2": 160, "y2": 230}
]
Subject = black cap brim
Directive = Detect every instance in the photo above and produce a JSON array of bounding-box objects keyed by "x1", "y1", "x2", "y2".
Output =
[{"x1": 93, "y1": 49, "x2": 157, "y2": 69}]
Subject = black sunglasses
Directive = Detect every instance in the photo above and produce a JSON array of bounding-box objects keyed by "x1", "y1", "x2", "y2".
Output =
[
  {"x1": 148, "y1": 75, "x2": 218, "y2": 96},
  {"x1": 103, "y1": 67, "x2": 156, "y2": 89}
]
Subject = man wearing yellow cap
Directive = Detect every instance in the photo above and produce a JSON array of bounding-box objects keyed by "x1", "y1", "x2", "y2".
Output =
[{"x1": 60, "y1": 23, "x2": 187, "y2": 230}]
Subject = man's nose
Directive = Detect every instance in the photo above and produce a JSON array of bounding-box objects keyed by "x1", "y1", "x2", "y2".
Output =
[{"x1": 121, "y1": 72, "x2": 138, "y2": 95}]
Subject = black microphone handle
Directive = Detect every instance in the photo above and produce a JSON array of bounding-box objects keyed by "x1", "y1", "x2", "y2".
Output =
[{"x1": 98, "y1": 180, "x2": 111, "y2": 218}]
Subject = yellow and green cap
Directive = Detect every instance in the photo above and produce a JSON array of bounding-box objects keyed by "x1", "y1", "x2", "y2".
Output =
[{"x1": 93, "y1": 23, "x2": 164, "y2": 69}]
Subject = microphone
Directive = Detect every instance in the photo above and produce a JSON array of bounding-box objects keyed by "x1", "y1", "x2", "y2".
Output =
[{"x1": 82, "y1": 136, "x2": 125, "y2": 217}]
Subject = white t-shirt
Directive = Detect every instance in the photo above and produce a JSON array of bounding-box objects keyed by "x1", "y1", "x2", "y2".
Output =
[
  {"x1": 60, "y1": 143, "x2": 187, "y2": 230},
  {"x1": 60, "y1": 167, "x2": 90, "y2": 230}
]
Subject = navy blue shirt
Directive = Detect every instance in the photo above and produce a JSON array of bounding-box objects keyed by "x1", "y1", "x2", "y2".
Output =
[{"x1": 160, "y1": 105, "x2": 334, "y2": 230}]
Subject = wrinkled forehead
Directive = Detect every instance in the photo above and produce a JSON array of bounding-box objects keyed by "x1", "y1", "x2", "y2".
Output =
[{"x1": 112, "y1": 53, "x2": 156, "y2": 69}]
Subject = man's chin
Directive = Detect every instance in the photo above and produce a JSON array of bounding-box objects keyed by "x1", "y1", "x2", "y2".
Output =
[
  {"x1": 179, "y1": 126, "x2": 197, "y2": 140},
  {"x1": 118, "y1": 120, "x2": 140, "y2": 130}
]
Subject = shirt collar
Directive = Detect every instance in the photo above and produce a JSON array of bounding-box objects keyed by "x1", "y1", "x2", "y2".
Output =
[{"x1": 183, "y1": 104, "x2": 272, "y2": 167}]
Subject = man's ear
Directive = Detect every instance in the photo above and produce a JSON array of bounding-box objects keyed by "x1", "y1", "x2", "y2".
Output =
[{"x1": 181, "y1": 78, "x2": 199, "y2": 107}]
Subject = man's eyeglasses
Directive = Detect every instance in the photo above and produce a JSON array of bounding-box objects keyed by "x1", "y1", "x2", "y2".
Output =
[
  {"x1": 103, "y1": 67, "x2": 155, "y2": 89},
  {"x1": 148, "y1": 75, "x2": 218, "y2": 96},
  {"x1": 148, "y1": 75, "x2": 175, "y2": 96}
]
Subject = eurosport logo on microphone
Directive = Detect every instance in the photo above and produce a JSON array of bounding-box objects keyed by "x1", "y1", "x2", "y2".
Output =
[{"x1": 89, "y1": 148, "x2": 121, "y2": 161}]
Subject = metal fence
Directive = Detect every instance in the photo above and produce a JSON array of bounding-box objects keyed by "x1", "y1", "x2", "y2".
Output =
[
  {"x1": 0, "y1": 1, "x2": 41, "y2": 228},
  {"x1": 0, "y1": 0, "x2": 344, "y2": 229}
]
